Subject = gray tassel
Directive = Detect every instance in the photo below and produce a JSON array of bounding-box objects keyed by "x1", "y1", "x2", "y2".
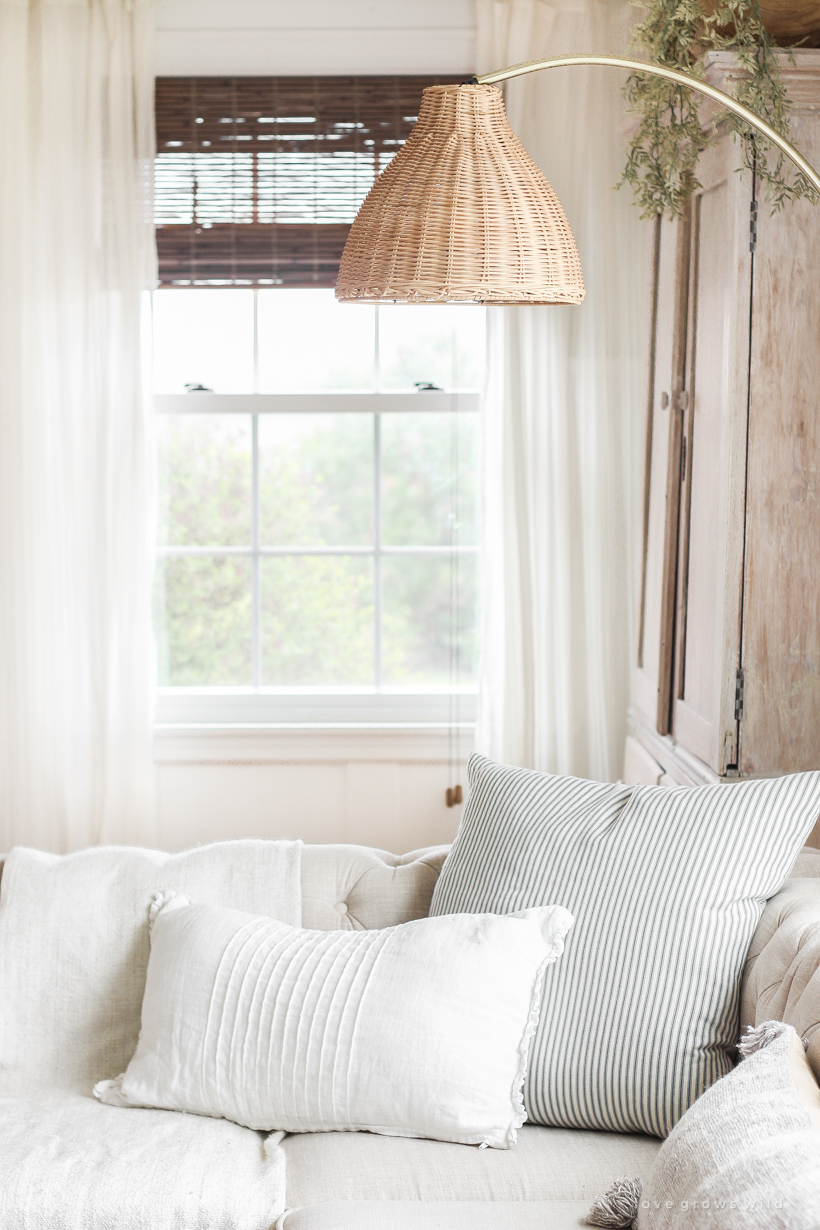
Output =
[
  {"x1": 586, "y1": 1176, "x2": 642, "y2": 1228},
  {"x1": 737, "y1": 1019, "x2": 788, "y2": 1058}
]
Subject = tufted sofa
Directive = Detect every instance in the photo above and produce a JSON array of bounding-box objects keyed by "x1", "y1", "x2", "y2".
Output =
[
  {"x1": 2, "y1": 840, "x2": 819, "y2": 1230},
  {"x1": 274, "y1": 841, "x2": 820, "y2": 1229}
]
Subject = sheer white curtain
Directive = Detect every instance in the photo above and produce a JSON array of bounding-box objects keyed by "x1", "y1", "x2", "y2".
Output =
[
  {"x1": 0, "y1": 0, "x2": 156, "y2": 851},
  {"x1": 475, "y1": 0, "x2": 650, "y2": 780}
]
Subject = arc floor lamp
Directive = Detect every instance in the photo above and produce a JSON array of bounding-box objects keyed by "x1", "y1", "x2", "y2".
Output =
[{"x1": 334, "y1": 54, "x2": 820, "y2": 306}]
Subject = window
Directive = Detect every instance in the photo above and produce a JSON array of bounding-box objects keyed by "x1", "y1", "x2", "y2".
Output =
[
  {"x1": 152, "y1": 78, "x2": 483, "y2": 726},
  {"x1": 154, "y1": 289, "x2": 484, "y2": 724}
]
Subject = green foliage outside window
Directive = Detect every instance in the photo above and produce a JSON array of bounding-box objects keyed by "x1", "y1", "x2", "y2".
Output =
[{"x1": 154, "y1": 412, "x2": 478, "y2": 688}]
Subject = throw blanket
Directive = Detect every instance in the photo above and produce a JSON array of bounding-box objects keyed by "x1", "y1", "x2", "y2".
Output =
[
  {"x1": 0, "y1": 841, "x2": 301, "y2": 1227},
  {"x1": 0, "y1": 1094, "x2": 286, "y2": 1230}
]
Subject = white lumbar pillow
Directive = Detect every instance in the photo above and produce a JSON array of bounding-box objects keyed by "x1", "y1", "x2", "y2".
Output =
[{"x1": 95, "y1": 894, "x2": 573, "y2": 1149}]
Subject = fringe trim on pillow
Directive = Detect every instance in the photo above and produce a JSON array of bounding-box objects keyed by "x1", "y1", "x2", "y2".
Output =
[
  {"x1": 148, "y1": 890, "x2": 189, "y2": 933},
  {"x1": 149, "y1": 891, "x2": 174, "y2": 931},
  {"x1": 506, "y1": 907, "x2": 574, "y2": 1148},
  {"x1": 585, "y1": 1176, "x2": 642, "y2": 1228},
  {"x1": 93, "y1": 1072, "x2": 127, "y2": 1106},
  {"x1": 507, "y1": 958, "x2": 549, "y2": 1143},
  {"x1": 737, "y1": 1019, "x2": 790, "y2": 1058}
]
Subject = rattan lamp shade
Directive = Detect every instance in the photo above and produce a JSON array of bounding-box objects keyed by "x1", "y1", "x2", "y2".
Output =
[{"x1": 335, "y1": 84, "x2": 584, "y2": 305}]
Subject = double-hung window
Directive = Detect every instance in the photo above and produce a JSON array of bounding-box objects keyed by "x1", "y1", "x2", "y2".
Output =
[{"x1": 152, "y1": 78, "x2": 483, "y2": 726}]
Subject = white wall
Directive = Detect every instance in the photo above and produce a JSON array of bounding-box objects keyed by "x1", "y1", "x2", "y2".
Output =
[
  {"x1": 153, "y1": 2, "x2": 479, "y2": 853},
  {"x1": 156, "y1": 0, "x2": 477, "y2": 76}
]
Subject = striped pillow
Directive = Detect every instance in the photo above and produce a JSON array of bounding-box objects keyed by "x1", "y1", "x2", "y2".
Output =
[{"x1": 430, "y1": 754, "x2": 820, "y2": 1138}]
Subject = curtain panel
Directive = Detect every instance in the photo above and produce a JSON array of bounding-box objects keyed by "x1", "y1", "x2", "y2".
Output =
[
  {"x1": 476, "y1": 0, "x2": 650, "y2": 780},
  {"x1": 0, "y1": 0, "x2": 156, "y2": 850}
]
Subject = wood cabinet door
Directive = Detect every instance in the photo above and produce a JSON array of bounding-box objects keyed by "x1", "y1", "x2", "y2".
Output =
[
  {"x1": 670, "y1": 139, "x2": 752, "y2": 774},
  {"x1": 739, "y1": 66, "x2": 820, "y2": 775}
]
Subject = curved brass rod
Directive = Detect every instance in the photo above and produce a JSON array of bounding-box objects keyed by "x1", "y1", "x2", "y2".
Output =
[{"x1": 475, "y1": 54, "x2": 820, "y2": 195}]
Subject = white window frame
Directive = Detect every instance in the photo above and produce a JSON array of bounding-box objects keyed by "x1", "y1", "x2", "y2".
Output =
[{"x1": 154, "y1": 380, "x2": 480, "y2": 729}]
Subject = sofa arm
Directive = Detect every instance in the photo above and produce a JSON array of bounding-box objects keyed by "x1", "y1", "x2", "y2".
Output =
[{"x1": 742, "y1": 850, "x2": 820, "y2": 1082}]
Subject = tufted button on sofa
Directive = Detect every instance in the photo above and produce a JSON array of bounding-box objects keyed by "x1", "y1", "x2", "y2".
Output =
[{"x1": 300, "y1": 844, "x2": 450, "y2": 931}]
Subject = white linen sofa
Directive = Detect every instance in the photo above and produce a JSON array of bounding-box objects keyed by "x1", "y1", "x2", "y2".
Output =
[{"x1": 2, "y1": 839, "x2": 819, "y2": 1230}]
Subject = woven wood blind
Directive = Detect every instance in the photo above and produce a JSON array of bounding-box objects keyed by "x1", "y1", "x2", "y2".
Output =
[{"x1": 155, "y1": 76, "x2": 463, "y2": 288}]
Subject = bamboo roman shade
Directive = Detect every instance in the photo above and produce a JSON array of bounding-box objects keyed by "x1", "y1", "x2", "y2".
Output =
[{"x1": 155, "y1": 77, "x2": 462, "y2": 287}]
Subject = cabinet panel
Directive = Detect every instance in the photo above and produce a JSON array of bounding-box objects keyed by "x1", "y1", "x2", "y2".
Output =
[
  {"x1": 670, "y1": 132, "x2": 751, "y2": 774},
  {"x1": 740, "y1": 100, "x2": 820, "y2": 775},
  {"x1": 672, "y1": 180, "x2": 733, "y2": 767}
]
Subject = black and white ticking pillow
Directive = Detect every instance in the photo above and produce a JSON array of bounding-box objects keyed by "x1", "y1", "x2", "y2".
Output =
[{"x1": 430, "y1": 753, "x2": 820, "y2": 1138}]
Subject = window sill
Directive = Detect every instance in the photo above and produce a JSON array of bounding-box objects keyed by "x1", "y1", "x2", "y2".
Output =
[
  {"x1": 154, "y1": 690, "x2": 477, "y2": 763},
  {"x1": 153, "y1": 719, "x2": 476, "y2": 765},
  {"x1": 156, "y1": 688, "x2": 477, "y2": 727}
]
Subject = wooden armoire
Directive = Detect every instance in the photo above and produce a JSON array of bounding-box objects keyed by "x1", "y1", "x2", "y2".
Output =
[{"x1": 624, "y1": 51, "x2": 820, "y2": 791}]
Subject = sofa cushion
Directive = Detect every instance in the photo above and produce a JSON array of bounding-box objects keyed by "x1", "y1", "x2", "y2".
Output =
[
  {"x1": 300, "y1": 844, "x2": 449, "y2": 930},
  {"x1": 431, "y1": 754, "x2": 820, "y2": 1137},
  {"x1": 0, "y1": 1092, "x2": 285, "y2": 1230},
  {"x1": 281, "y1": 1124, "x2": 661, "y2": 1205},
  {"x1": 280, "y1": 1201, "x2": 592, "y2": 1229}
]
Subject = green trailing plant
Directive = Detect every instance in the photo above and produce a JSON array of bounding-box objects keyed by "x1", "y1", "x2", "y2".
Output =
[{"x1": 622, "y1": 0, "x2": 819, "y2": 218}]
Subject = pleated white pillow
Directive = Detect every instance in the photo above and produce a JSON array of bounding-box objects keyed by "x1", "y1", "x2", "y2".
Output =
[{"x1": 95, "y1": 894, "x2": 573, "y2": 1148}]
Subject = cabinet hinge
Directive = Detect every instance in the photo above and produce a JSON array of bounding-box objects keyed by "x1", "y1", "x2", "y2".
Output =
[
  {"x1": 734, "y1": 668, "x2": 745, "y2": 721},
  {"x1": 749, "y1": 201, "x2": 758, "y2": 254}
]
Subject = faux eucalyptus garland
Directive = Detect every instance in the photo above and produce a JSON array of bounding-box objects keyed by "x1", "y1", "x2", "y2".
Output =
[{"x1": 622, "y1": 0, "x2": 820, "y2": 218}]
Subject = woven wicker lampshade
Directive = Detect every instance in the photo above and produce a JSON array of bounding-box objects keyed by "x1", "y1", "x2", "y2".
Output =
[{"x1": 335, "y1": 83, "x2": 585, "y2": 305}]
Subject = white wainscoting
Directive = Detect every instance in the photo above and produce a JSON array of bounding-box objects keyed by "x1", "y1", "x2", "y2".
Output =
[
  {"x1": 154, "y1": 726, "x2": 473, "y2": 853},
  {"x1": 155, "y1": 0, "x2": 477, "y2": 76}
]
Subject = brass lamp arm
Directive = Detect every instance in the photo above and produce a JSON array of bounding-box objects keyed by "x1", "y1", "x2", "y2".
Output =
[{"x1": 475, "y1": 54, "x2": 820, "y2": 195}]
